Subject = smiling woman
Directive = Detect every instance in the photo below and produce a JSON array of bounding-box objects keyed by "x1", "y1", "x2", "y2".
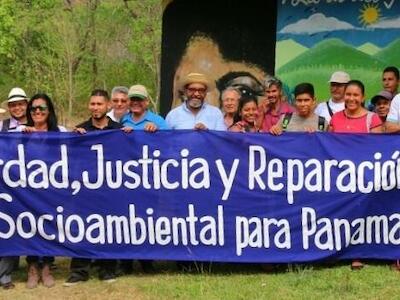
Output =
[
  {"x1": 22, "y1": 94, "x2": 67, "y2": 133},
  {"x1": 329, "y1": 80, "x2": 383, "y2": 134},
  {"x1": 20, "y1": 93, "x2": 68, "y2": 288}
]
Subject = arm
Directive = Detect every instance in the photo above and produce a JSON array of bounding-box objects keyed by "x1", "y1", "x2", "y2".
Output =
[
  {"x1": 370, "y1": 113, "x2": 383, "y2": 133},
  {"x1": 144, "y1": 122, "x2": 158, "y2": 132},
  {"x1": 256, "y1": 99, "x2": 269, "y2": 129},
  {"x1": 74, "y1": 127, "x2": 87, "y2": 134},
  {"x1": 371, "y1": 125, "x2": 383, "y2": 133},
  {"x1": 269, "y1": 124, "x2": 283, "y2": 136},
  {"x1": 214, "y1": 110, "x2": 227, "y2": 131},
  {"x1": 384, "y1": 121, "x2": 400, "y2": 133},
  {"x1": 385, "y1": 96, "x2": 400, "y2": 133},
  {"x1": 228, "y1": 124, "x2": 243, "y2": 133},
  {"x1": 22, "y1": 126, "x2": 37, "y2": 133}
]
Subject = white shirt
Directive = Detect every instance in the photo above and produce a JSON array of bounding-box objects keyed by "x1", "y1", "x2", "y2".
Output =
[
  {"x1": 314, "y1": 99, "x2": 345, "y2": 123},
  {"x1": 166, "y1": 102, "x2": 226, "y2": 131},
  {"x1": 387, "y1": 93, "x2": 400, "y2": 124},
  {"x1": 107, "y1": 109, "x2": 129, "y2": 122}
]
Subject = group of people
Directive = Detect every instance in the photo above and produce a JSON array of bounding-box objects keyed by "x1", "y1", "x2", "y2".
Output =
[{"x1": 0, "y1": 66, "x2": 399, "y2": 289}]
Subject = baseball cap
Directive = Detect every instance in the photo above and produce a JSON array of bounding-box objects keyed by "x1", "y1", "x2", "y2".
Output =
[
  {"x1": 329, "y1": 71, "x2": 350, "y2": 84},
  {"x1": 371, "y1": 90, "x2": 393, "y2": 105},
  {"x1": 128, "y1": 85, "x2": 148, "y2": 100}
]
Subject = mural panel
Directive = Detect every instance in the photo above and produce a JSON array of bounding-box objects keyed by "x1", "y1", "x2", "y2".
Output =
[
  {"x1": 276, "y1": 1, "x2": 400, "y2": 101},
  {"x1": 160, "y1": 0, "x2": 277, "y2": 115}
]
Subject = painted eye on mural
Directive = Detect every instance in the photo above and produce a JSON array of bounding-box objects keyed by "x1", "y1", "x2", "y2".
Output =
[{"x1": 216, "y1": 72, "x2": 265, "y2": 100}]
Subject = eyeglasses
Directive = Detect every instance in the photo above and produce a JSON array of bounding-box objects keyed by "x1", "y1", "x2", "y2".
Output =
[
  {"x1": 186, "y1": 87, "x2": 207, "y2": 94},
  {"x1": 30, "y1": 105, "x2": 48, "y2": 112}
]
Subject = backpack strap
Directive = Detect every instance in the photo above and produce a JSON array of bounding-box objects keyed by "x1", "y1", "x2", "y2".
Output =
[
  {"x1": 366, "y1": 111, "x2": 374, "y2": 133},
  {"x1": 1, "y1": 119, "x2": 11, "y2": 132},
  {"x1": 282, "y1": 113, "x2": 293, "y2": 130},
  {"x1": 326, "y1": 101, "x2": 334, "y2": 117},
  {"x1": 318, "y1": 116, "x2": 326, "y2": 131}
]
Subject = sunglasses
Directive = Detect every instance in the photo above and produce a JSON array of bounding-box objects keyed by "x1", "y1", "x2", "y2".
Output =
[
  {"x1": 30, "y1": 105, "x2": 48, "y2": 112},
  {"x1": 186, "y1": 87, "x2": 207, "y2": 94}
]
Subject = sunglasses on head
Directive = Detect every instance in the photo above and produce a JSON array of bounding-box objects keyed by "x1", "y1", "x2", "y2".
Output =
[{"x1": 30, "y1": 105, "x2": 48, "y2": 112}]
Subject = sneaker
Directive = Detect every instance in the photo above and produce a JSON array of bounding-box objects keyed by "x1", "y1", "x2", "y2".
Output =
[
  {"x1": 103, "y1": 278, "x2": 116, "y2": 283},
  {"x1": 2, "y1": 282, "x2": 15, "y2": 290},
  {"x1": 99, "y1": 273, "x2": 116, "y2": 283},
  {"x1": 63, "y1": 276, "x2": 87, "y2": 287}
]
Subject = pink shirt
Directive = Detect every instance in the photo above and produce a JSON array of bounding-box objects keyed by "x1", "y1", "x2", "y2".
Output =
[
  {"x1": 329, "y1": 110, "x2": 382, "y2": 133},
  {"x1": 261, "y1": 101, "x2": 295, "y2": 132}
]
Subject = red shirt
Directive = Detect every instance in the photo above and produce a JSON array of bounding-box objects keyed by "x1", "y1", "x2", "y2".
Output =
[
  {"x1": 261, "y1": 101, "x2": 295, "y2": 132},
  {"x1": 329, "y1": 110, "x2": 382, "y2": 133}
]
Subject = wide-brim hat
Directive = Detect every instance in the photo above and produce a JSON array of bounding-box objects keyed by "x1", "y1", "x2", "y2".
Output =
[
  {"x1": 371, "y1": 90, "x2": 393, "y2": 105},
  {"x1": 180, "y1": 73, "x2": 211, "y2": 91},
  {"x1": 6, "y1": 87, "x2": 28, "y2": 103}
]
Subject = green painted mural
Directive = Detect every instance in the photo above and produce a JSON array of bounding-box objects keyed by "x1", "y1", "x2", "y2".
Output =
[{"x1": 276, "y1": 1, "x2": 400, "y2": 102}]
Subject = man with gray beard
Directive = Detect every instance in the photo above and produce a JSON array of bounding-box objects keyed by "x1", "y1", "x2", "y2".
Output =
[{"x1": 166, "y1": 73, "x2": 226, "y2": 130}]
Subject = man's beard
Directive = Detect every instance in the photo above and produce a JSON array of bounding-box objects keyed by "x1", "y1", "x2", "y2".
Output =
[
  {"x1": 92, "y1": 113, "x2": 107, "y2": 120},
  {"x1": 187, "y1": 97, "x2": 203, "y2": 109}
]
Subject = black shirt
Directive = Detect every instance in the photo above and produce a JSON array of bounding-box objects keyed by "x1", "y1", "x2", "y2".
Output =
[{"x1": 76, "y1": 117, "x2": 122, "y2": 132}]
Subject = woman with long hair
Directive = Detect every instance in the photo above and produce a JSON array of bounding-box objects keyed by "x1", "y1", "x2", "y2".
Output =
[
  {"x1": 23, "y1": 93, "x2": 66, "y2": 133},
  {"x1": 229, "y1": 94, "x2": 260, "y2": 133},
  {"x1": 23, "y1": 93, "x2": 65, "y2": 288}
]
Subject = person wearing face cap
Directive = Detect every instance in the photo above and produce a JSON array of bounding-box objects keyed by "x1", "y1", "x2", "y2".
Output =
[
  {"x1": 0, "y1": 87, "x2": 29, "y2": 132},
  {"x1": 166, "y1": 73, "x2": 226, "y2": 130},
  {"x1": 314, "y1": 71, "x2": 350, "y2": 123},
  {"x1": 121, "y1": 84, "x2": 168, "y2": 131},
  {"x1": 371, "y1": 90, "x2": 393, "y2": 122}
]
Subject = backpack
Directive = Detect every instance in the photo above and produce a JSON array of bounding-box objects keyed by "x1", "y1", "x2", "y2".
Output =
[{"x1": 282, "y1": 113, "x2": 325, "y2": 131}]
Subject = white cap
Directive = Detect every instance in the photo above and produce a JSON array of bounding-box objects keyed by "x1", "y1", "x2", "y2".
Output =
[{"x1": 329, "y1": 71, "x2": 350, "y2": 84}]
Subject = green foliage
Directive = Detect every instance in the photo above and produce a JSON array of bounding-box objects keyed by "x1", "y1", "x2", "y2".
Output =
[
  {"x1": 0, "y1": 0, "x2": 17, "y2": 57},
  {"x1": 0, "y1": 0, "x2": 162, "y2": 122}
]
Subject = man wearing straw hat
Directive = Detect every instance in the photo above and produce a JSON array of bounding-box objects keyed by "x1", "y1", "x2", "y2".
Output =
[
  {"x1": 166, "y1": 73, "x2": 226, "y2": 130},
  {"x1": 0, "y1": 87, "x2": 29, "y2": 289},
  {"x1": 0, "y1": 87, "x2": 29, "y2": 132}
]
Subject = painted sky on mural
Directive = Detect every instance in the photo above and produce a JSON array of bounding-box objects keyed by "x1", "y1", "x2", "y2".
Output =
[{"x1": 277, "y1": 0, "x2": 400, "y2": 47}]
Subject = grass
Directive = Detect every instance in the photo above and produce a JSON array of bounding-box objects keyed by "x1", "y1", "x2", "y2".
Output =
[{"x1": 3, "y1": 258, "x2": 400, "y2": 300}]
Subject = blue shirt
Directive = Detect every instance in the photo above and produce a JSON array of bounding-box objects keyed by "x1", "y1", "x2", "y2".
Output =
[
  {"x1": 121, "y1": 110, "x2": 169, "y2": 130},
  {"x1": 166, "y1": 102, "x2": 226, "y2": 130}
]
